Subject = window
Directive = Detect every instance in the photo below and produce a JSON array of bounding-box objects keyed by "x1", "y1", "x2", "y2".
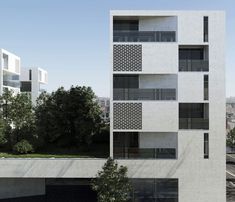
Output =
[
  {"x1": 179, "y1": 47, "x2": 209, "y2": 72},
  {"x1": 179, "y1": 48, "x2": 204, "y2": 60},
  {"x1": 179, "y1": 103, "x2": 209, "y2": 129},
  {"x1": 204, "y1": 16, "x2": 208, "y2": 42},
  {"x1": 113, "y1": 75, "x2": 139, "y2": 89},
  {"x1": 113, "y1": 20, "x2": 139, "y2": 31},
  {"x1": 20, "y1": 81, "x2": 32, "y2": 92},
  {"x1": 204, "y1": 133, "x2": 209, "y2": 159},
  {"x1": 131, "y1": 179, "x2": 178, "y2": 201},
  {"x1": 3, "y1": 54, "x2": 8, "y2": 69},
  {"x1": 29, "y1": 70, "x2": 32, "y2": 80},
  {"x1": 204, "y1": 75, "x2": 209, "y2": 100}
]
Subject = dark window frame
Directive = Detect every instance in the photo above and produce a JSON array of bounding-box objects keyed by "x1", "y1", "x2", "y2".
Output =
[
  {"x1": 204, "y1": 133, "x2": 209, "y2": 159},
  {"x1": 204, "y1": 16, "x2": 209, "y2": 42}
]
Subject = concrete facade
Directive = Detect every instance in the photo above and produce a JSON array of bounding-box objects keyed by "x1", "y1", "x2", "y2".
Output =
[{"x1": 111, "y1": 10, "x2": 226, "y2": 202}]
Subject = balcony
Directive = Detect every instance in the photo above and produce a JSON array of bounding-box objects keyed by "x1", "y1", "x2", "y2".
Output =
[
  {"x1": 113, "y1": 31, "x2": 176, "y2": 42},
  {"x1": 114, "y1": 148, "x2": 176, "y2": 159},
  {"x1": 179, "y1": 60, "x2": 209, "y2": 71},
  {"x1": 3, "y1": 81, "x2": 20, "y2": 88},
  {"x1": 179, "y1": 118, "x2": 209, "y2": 130},
  {"x1": 113, "y1": 88, "x2": 176, "y2": 101}
]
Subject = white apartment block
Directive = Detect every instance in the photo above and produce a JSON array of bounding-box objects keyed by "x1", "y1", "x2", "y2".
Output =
[
  {"x1": 0, "y1": 49, "x2": 21, "y2": 95},
  {"x1": 110, "y1": 10, "x2": 226, "y2": 202},
  {"x1": 20, "y1": 67, "x2": 48, "y2": 104}
]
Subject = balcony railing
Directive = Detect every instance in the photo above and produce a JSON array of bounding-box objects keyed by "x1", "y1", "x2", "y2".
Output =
[
  {"x1": 3, "y1": 81, "x2": 20, "y2": 88},
  {"x1": 113, "y1": 88, "x2": 176, "y2": 101},
  {"x1": 113, "y1": 31, "x2": 176, "y2": 42},
  {"x1": 179, "y1": 60, "x2": 209, "y2": 71},
  {"x1": 179, "y1": 118, "x2": 209, "y2": 129},
  {"x1": 114, "y1": 148, "x2": 176, "y2": 159}
]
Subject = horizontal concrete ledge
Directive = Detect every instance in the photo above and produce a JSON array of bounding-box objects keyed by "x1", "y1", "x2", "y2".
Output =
[
  {"x1": 0, "y1": 158, "x2": 223, "y2": 178},
  {"x1": 0, "y1": 159, "x2": 106, "y2": 178}
]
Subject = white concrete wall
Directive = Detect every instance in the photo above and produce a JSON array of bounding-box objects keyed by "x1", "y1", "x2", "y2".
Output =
[
  {"x1": 0, "y1": 178, "x2": 45, "y2": 199},
  {"x1": 1, "y1": 49, "x2": 20, "y2": 74},
  {"x1": 139, "y1": 74, "x2": 177, "y2": 89},
  {"x1": 178, "y1": 73, "x2": 205, "y2": 102},
  {"x1": 139, "y1": 132, "x2": 177, "y2": 149},
  {"x1": 142, "y1": 43, "x2": 178, "y2": 74},
  {"x1": 178, "y1": 13, "x2": 204, "y2": 44},
  {"x1": 142, "y1": 102, "x2": 178, "y2": 132}
]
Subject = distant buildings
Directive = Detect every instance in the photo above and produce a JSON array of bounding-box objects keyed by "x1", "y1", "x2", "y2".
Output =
[
  {"x1": 97, "y1": 97, "x2": 110, "y2": 123},
  {"x1": 227, "y1": 97, "x2": 235, "y2": 133},
  {"x1": 0, "y1": 49, "x2": 21, "y2": 95},
  {"x1": 0, "y1": 48, "x2": 48, "y2": 104},
  {"x1": 21, "y1": 67, "x2": 48, "y2": 104}
]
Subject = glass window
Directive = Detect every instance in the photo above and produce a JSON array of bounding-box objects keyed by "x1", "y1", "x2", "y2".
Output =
[
  {"x1": 29, "y1": 70, "x2": 32, "y2": 80},
  {"x1": 113, "y1": 20, "x2": 139, "y2": 31},
  {"x1": 179, "y1": 49, "x2": 203, "y2": 60},
  {"x1": 204, "y1": 16, "x2": 209, "y2": 42},
  {"x1": 204, "y1": 75, "x2": 209, "y2": 100},
  {"x1": 204, "y1": 133, "x2": 209, "y2": 159},
  {"x1": 113, "y1": 75, "x2": 139, "y2": 89},
  {"x1": 131, "y1": 179, "x2": 178, "y2": 202}
]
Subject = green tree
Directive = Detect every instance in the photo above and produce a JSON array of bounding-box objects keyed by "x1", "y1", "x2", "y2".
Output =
[
  {"x1": 227, "y1": 128, "x2": 235, "y2": 147},
  {"x1": 0, "y1": 90, "x2": 37, "y2": 152},
  {"x1": 91, "y1": 158, "x2": 132, "y2": 202},
  {"x1": 35, "y1": 86, "x2": 102, "y2": 147}
]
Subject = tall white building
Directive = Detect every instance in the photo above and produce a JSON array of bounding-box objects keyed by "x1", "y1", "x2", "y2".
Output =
[
  {"x1": 110, "y1": 10, "x2": 226, "y2": 202},
  {"x1": 0, "y1": 49, "x2": 21, "y2": 95},
  {"x1": 20, "y1": 67, "x2": 48, "y2": 104}
]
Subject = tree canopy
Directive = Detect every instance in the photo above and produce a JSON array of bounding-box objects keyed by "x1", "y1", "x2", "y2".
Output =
[
  {"x1": 91, "y1": 158, "x2": 132, "y2": 202},
  {"x1": 35, "y1": 86, "x2": 102, "y2": 147}
]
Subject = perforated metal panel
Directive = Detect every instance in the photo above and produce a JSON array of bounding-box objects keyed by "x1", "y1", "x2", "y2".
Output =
[
  {"x1": 113, "y1": 45, "x2": 142, "y2": 71},
  {"x1": 113, "y1": 103, "x2": 142, "y2": 130}
]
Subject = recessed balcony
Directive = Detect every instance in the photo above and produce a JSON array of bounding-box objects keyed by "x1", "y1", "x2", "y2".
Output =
[
  {"x1": 179, "y1": 103, "x2": 209, "y2": 130},
  {"x1": 113, "y1": 88, "x2": 176, "y2": 101},
  {"x1": 114, "y1": 147, "x2": 176, "y2": 159},
  {"x1": 113, "y1": 74, "x2": 177, "y2": 101},
  {"x1": 113, "y1": 132, "x2": 177, "y2": 159},
  {"x1": 179, "y1": 60, "x2": 209, "y2": 71},
  {"x1": 113, "y1": 16, "x2": 177, "y2": 43},
  {"x1": 179, "y1": 118, "x2": 209, "y2": 130},
  {"x1": 179, "y1": 46, "x2": 209, "y2": 72},
  {"x1": 113, "y1": 31, "x2": 176, "y2": 42}
]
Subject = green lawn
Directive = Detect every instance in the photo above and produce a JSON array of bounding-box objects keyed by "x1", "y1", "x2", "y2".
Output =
[{"x1": 0, "y1": 143, "x2": 109, "y2": 158}]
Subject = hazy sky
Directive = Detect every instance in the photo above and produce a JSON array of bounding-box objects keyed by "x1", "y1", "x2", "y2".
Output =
[{"x1": 0, "y1": 0, "x2": 234, "y2": 97}]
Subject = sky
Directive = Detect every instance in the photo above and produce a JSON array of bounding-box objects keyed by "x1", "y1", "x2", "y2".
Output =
[{"x1": 0, "y1": 0, "x2": 234, "y2": 97}]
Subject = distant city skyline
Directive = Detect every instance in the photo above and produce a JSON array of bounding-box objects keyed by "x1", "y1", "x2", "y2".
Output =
[{"x1": 0, "y1": 0, "x2": 234, "y2": 97}]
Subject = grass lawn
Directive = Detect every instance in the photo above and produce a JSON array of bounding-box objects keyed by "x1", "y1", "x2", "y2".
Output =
[{"x1": 0, "y1": 143, "x2": 109, "y2": 159}]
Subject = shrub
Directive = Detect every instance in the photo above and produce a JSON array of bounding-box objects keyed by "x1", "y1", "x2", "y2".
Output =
[{"x1": 13, "y1": 139, "x2": 34, "y2": 154}]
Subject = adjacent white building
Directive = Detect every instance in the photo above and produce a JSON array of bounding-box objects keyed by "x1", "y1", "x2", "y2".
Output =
[
  {"x1": 110, "y1": 10, "x2": 226, "y2": 202},
  {"x1": 0, "y1": 49, "x2": 21, "y2": 95},
  {"x1": 20, "y1": 67, "x2": 48, "y2": 104}
]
